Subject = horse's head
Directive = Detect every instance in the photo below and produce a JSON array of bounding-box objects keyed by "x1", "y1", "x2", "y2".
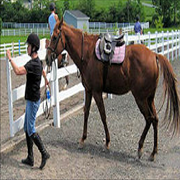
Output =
[{"x1": 46, "y1": 17, "x2": 65, "y2": 67}]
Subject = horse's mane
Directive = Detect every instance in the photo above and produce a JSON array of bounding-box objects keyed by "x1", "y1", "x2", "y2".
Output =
[{"x1": 55, "y1": 20, "x2": 99, "y2": 40}]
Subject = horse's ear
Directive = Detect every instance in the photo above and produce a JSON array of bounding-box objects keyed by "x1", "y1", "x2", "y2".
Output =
[{"x1": 59, "y1": 17, "x2": 64, "y2": 29}]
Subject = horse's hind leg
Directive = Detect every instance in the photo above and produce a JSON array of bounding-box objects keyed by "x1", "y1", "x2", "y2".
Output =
[
  {"x1": 135, "y1": 96, "x2": 158, "y2": 161},
  {"x1": 79, "y1": 90, "x2": 92, "y2": 149},
  {"x1": 93, "y1": 92, "x2": 110, "y2": 149},
  {"x1": 148, "y1": 99, "x2": 158, "y2": 161}
]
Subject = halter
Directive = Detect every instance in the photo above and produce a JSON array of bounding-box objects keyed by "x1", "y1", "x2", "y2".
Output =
[
  {"x1": 47, "y1": 26, "x2": 84, "y2": 63},
  {"x1": 47, "y1": 28, "x2": 65, "y2": 63}
]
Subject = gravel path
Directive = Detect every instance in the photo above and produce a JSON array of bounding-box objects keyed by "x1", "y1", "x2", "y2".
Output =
[{"x1": 1, "y1": 59, "x2": 180, "y2": 179}]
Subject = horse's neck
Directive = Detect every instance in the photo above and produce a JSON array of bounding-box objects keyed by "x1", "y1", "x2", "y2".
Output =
[{"x1": 64, "y1": 27, "x2": 82, "y2": 69}]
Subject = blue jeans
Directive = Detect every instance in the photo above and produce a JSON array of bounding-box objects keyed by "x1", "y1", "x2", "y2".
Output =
[{"x1": 24, "y1": 99, "x2": 40, "y2": 136}]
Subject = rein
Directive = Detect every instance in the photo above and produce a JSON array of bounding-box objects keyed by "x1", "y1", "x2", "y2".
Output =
[
  {"x1": 48, "y1": 26, "x2": 85, "y2": 80},
  {"x1": 47, "y1": 28, "x2": 64, "y2": 62}
]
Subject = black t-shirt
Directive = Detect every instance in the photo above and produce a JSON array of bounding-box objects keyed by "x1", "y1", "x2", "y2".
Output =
[{"x1": 24, "y1": 57, "x2": 43, "y2": 101}]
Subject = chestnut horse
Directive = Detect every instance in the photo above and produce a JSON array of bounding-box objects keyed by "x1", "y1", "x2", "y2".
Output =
[{"x1": 46, "y1": 18, "x2": 180, "y2": 161}]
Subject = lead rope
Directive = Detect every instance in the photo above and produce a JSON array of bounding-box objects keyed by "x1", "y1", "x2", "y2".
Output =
[
  {"x1": 42, "y1": 61, "x2": 57, "y2": 119},
  {"x1": 42, "y1": 84, "x2": 51, "y2": 119}
]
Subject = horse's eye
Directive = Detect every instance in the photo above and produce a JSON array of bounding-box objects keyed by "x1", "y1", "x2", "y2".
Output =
[{"x1": 53, "y1": 36, "x2": 57, "y2": 42}]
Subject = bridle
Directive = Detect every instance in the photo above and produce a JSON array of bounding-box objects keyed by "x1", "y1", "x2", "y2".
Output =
[
  {"x1": 47, "y1": 27, "x2": 65, "y2": 63},
  {"x1": 47, "y1": 26, "x2": 84, "y2": 63}
]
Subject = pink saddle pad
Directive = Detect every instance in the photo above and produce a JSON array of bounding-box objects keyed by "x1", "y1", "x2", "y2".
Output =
[{"x1": 95, "y1": 39, "x2": 126, "y2": 64}]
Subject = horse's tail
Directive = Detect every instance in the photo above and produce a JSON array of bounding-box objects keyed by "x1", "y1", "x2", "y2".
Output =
[{"x1": 157, "y1": 54, "x2": 180, "y2": 136}]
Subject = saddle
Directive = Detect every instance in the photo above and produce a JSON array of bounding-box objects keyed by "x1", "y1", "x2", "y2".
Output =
[{"x1": 98, "y1": 33, "x2": 125, "y2": 63}]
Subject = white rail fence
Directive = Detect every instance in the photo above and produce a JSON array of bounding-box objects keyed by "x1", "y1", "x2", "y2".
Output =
[
  {"x1": 1, "y1": 28, "x2": 50, "y2": 36},
  {"x1": 0, "y1": 41, "x2": 27, "y2": 57},
  {"x1": 0, "y1": 39, "x2": 46, "y2": 57},
  {"x1": 89, "y1": 22, "x2": 149, "y2": 34},
  {"x1": 1, "y1": 22, "x2": 149, "y2": 36},
  {"x1": 6, "y1": 31, "x2": 180, "y2": 138}
]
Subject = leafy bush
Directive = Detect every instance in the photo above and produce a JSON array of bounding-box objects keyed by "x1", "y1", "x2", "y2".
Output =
[
  {"x1": 154, "y1": 16, "x2": 164, "y2": 29},
  {"x1": 0, "y1": 18, "x2": 2, "y2": 35}
]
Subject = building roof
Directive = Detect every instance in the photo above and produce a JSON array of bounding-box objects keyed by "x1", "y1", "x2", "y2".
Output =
[{"x1": 64, "y1": 10, "x2": 90, "y2": 20}]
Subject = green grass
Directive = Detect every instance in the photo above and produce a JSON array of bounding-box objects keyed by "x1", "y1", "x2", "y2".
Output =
[
  {"x1": 57, "y1": 0, "x2": 153, "y2": 9},
  {"x1": 57, "y1": 0, "x2": 126, "y2": 9},
  {"x1": 57, "y1": 0, "x2": 155, "y2": 19},
  {"x1": 1, "y1": 35, "x2": 49, "y2": 44},
  {"x1": 144, "y1": 26, "x2": 180, "y2": 34}
]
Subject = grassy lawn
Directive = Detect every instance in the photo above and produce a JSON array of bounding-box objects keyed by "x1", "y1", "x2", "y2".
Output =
[
  {"x1": 57, "y1": 0, "x2": 128, "y2": 10},
  {"x1": 144, "y1": 27, "x2": 180, "y2": 34},
  {"x1": 57, "y1": 0, "x2": 155, "y2": 21},
  {"x1": 1, "y1": 35, "x2": 49, "y2": 44}
]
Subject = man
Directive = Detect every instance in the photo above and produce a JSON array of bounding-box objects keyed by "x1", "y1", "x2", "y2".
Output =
[
  {"x1": 6, "y1": 33, "x2": 50, "y2": 170},
  {"x1": 134, "y1": 15, "x2": 142, "y2": 35},
  {"x1": 48, "y1": 2, "x2": 58, "y2": 36}
]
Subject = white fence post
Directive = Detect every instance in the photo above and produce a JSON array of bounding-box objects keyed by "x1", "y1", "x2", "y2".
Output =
[
  {"x1": 155, "y1": 31, "x2": 158, "y2": 53},
  {"x1": 172, "y1": 30, "x2": 174, "y2": 61},
  {"x1": 167, "y1": 31, "x2": 170, "y2": 60},
  {"x1": 53, "y1": 59, "x2": 60, "y2": 128},
  {"x1": 162, "y1": 31, "x2": 164, "y2": 55},
  {"x1": 179, "y1": 30, "x2": 180, "y2": 60},
  {"x1": 175, "y1": 30, "x2": 178, "y2": 60},
  {"x1": 137, "y1": 33, "x2": 140, "y2": 44},
  {"x1": 125, "y1": 33, "x2": 128, "y2": 45},
  {"x1": 148, "y1": 32, "x2": 151, "y2": 48},
  {"x1": 4, "y1": 43, "x2": 6, "y2": 57},
  {"x1": 6, "y1": 58, "x2": 14, "y2": 137}
]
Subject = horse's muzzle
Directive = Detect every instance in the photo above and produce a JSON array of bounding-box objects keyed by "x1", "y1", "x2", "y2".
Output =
[
  {"x1": 45, "y1": 54, "x2": 51, "y2": 67},
  {"x1": 45, "y1": 53, "x2": 57, "y2": 67}
]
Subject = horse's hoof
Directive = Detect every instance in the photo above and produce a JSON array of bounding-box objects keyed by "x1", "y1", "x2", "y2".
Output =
[
  {"x1": 138, "y1": 149, "x2": 143, "y2": 159},
  {"x1": 62, "y1": 84, "x2": 67, "y2": 90},
  {"x1": 148, "y1": 154, "x2": 155, "y2": 161},
  {"x1": 78, "y1": 141, "x2": 84, "y2": 149},
  {"x1": 105, "y1": 143, "x2": 110, "y2": 150},
  {"x1": 103, "y1": 138, "x2": 110, "y2": 149}
]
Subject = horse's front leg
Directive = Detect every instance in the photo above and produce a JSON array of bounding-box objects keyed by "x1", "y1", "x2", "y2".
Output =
[
  {"x1": 62, "y1": 76, "x2": 69, "y2": 90},
  {"x1": 78, "y1": 90, "x2": 92, "y2": 149},
  {"x1": 93, "y1": 92, "x2": 110, "y2": 149}
]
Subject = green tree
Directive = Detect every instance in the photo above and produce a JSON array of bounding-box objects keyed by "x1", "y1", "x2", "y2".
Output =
[
  {"x1": 172, "y1": 0, "x2": 180, "y2": 25},
  {"x1": 63, "y1": 0, "x2": 70, "y2": 12},
  {"x1": 123, "y1": 0, "x2": 145, "y2": 23},
  {"x1": 0, "y1": 18, "x2": 2, "y2": 35},
  {"x1": 76, "y1": 0, "x2": 95, "y2": 19},
  {"x1": 116, "y1": 0, "x2": 126, "y2": 23},
  {"x1": 154, "y1": 16, "x2": 164, "y2": 29},
  {"x1": 108, "y1": 4, "x2": 119, "y2": 23},
  {"x1": 1, "y1": 0, "x2": 29, "y2": 22},
  {"x1": 92, "y1": 8, "x2": 108, "y2": 22},
  {"x1": 152, "y1": 0, "x2": 180, "y2": 27}
]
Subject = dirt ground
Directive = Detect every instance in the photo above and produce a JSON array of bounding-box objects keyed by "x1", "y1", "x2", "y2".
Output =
[{"x1": 1, "y1": 56, "x2": 180, "y2": 179}]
